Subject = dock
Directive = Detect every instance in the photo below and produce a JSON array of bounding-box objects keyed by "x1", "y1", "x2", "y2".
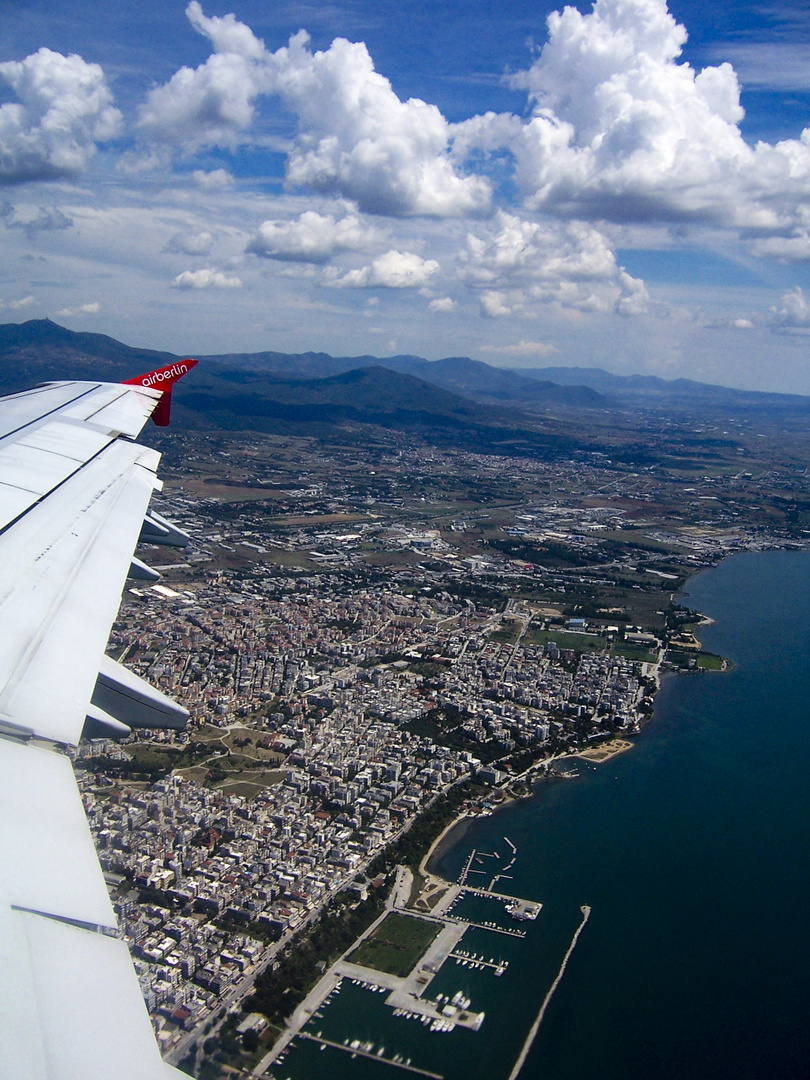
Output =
[
  {"x1": 458, "y1": 848, "x2": 477, "y2": 886},
  {"x1": 297, "y1": 1032, "x2": 443, "y2": 1079},
  {"x1": 446, "y1": 915, "x2": 526, "y2": 938},
  {"x1": 450, "y1": 949, "x2": 508, "y2": 974},
  {"x1": 487, "y1": 872, "x2": 513, "y2": 890}
]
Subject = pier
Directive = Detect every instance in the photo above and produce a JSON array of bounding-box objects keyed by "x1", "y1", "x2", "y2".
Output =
[
  {"x1": 487, "y1": 872, "x2": 513, "y2": 890},
  {"x1": 450, "y1": 949, "x2": 508, "y2": 974},
  {"x1": 297, "y1": 1032, "x2": 444, "y2": 1079},
  {"x1": 458, "y1": 848, "x2": 477, "y2": 886},
  {"x1": 446, "y1": 914, "x2": 526, "y2": 938}
]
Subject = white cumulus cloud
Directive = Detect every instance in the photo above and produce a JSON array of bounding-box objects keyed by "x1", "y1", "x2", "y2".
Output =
[
  {"x1": 54, "y1": 302, "x2": 101, "y2": 317},
  {"x1": 138, "y1": 2, "x2": 270, "y2": 150},
  {"x1": 769, "y1": 287, "x2": 810, "y2": 334},
  {"x1": 171, "y1": 267, "x2": 242, "y2": 289},
  {"x1": 192, "y1": 167, "x2": 234, "y2": 191},
  {"x1": 247, "y1": 210, "x2": 381, "y2": 263},
  {"x1": 8, "y1": 295, "x2": 34, "y2": 310},
  {"x1": 748, "y1": 232, "x2": 810, "y2": 262},
  {"x1": 429, "y1": 297, "x2": 457, "y2": 313},
  {"x1": 266, "y1": 32, "x2": 491, "y2": 217},
  {"x1": 165, "y1": 230, "x2": 215, "y2": 256},
  {"x1": 505, "y1": 0, "x2": 751, "y2": 222},
  {"x1": 459, "y1": 211, "x2": 650, "y2": 315},
  {"x1": 479, "y1": 291, "x2": 512, "y2": 318},
  {"x1": 325, "y1": 249, "x2": 439, "y2": 289},
  {"x1": 138, "y1": 5, "x2": 490, "y2": 217},
  {"x1": 3, "y1": 205, "x2": 73, "y2": 232},
  {"x1": 450, "y1": 0, "x2": 810, "y2": 249},
  {"x1": 0, "y1": 47, "x2": 121, "y2": 184}
]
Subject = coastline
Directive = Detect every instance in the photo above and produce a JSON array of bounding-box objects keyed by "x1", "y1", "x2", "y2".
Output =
[{"x1": 420, "y1": 812, "x2": 472, "y2": 878}]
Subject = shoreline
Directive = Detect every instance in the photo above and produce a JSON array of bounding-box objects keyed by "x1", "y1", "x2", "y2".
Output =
[{"x1": 420, "y1": 811, "x2": 471, "y2": 878}]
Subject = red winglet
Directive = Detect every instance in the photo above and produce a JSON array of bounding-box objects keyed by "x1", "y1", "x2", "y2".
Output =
[{"x1": 123, "y1": 359, "x2": 198, "y2": 427}]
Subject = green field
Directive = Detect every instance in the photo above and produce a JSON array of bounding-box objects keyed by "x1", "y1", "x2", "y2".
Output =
[
  {"x1": 348, "y1": 912, "x2": 440, "y2": 977},
  {"x1": 696, "y1": 651, "x2": 725, "y2": 670},
  {"x1": 611, "y1": 643, "x2": 658, "y2": 663},
  {"x1": 490, "y1": 617, "x2": 524, "y2": 644},
  {"x1": 525, "y1": 628, "x2": 607, "y2": 653}
]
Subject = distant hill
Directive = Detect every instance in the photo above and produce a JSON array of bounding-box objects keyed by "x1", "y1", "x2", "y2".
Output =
[
  {"x1": 0, "y1": 319, "x2": 806, "y2": 438},
  {"x1": 0, "y1": 319, "x2": 176, "y2": 391},
  {"x1": 0, "y1": 320, "x2": 601, "y2": 410},
  {"x1": 181, "y1": 364, "x2": 509, "y2": 429},
  {"x1": 380, "y1": 355, "x2": 606, "y2": 408},
  {"x1": 199, "y1": 347, "x2": 607, "y2": 409},
  {"x1": 521, "y1": 365, "x2": 810, "y2": 411},
  {"x1": 0, "y1": 321, "x2": 555, "y2": 451}
]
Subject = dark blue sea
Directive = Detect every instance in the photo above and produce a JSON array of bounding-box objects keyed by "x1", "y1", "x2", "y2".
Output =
[{"x1": 269, "y1": 550, "x2": 810, "y2": 1080}]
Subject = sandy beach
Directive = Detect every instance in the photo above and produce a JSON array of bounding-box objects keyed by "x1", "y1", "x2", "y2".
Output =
[{"x1": 419, "y1": 812, "x2": 471, "y2": 877}]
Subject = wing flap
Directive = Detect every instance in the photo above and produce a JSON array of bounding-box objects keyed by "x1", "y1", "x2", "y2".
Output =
[
  {"x1": 1, "y1": 909, "x2": 169, "y2": 1080},
  {"x1": 0, "y1": 442, "x2": 160, "y2": 745},
  {"x1": 0, "y1": 383, "x2": 102, "y2": 440},
  {"x1": 0, "y1": 739, "x2": 116, "y2": 929},
  {"x1": 93, "y1": 655, "x2": 189, "y2": 730},
  {"x1": 16, "y1": 418, "x2": 114, "y2": 460},
  {"x1": 0, "y1": 419, "x2": 114, "y2": 531},
  {"x1": 0, "y1": 482, "x2": 40, "y2": 523},
  {"x1": 60, "y1": 383, "x2": 161, "y2": 437}
]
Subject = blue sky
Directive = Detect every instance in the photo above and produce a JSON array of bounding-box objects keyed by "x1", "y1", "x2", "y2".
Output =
[{"x1": 3, "y1": 0, "x2": 810, "y2": 393}]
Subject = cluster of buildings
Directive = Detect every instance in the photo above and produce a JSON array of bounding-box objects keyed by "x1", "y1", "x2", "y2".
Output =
[
  {"x1": 77, "y1": 686, "x2": 479, "y2": 1051},
  {"x1": 439, "y1": 641, "x2": 644, "y2": 749}
]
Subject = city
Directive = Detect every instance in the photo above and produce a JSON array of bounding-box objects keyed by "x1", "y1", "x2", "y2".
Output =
[{"x1": 70, "y1": 424, "x2": 810, "y2": 1076}]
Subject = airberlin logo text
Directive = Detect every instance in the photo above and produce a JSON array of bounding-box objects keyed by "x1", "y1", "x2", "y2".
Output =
[{"x1": 139, "y1": 363, "x2": 189, "y2": 387}]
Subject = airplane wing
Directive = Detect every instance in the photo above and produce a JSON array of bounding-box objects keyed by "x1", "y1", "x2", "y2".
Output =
[{"x1": 0, "y1": 362, "x2": 198, "y2": 1080}]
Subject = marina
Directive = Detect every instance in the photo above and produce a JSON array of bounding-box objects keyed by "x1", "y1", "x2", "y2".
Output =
[{"x1": 262, "y1": 831, "x2": 592, "y2": 1080}]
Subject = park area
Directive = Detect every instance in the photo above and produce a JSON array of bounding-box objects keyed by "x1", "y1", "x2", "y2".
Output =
[{"x1": 348, "y1": 913, "x2": 441, "y2": 978}]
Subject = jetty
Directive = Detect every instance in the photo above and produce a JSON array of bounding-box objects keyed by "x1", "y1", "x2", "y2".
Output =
[
  {"x1": 507, "y1": 905, "x2": 591, "y2": 1080},
  {"x1": 297, "y1": 1032, "x2": 443, "y2": 1079}
]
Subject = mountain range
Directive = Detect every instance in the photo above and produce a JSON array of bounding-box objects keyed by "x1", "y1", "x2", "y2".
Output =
[{"x1": 0, "y1": 320, "x2": 807, "y2": 441}]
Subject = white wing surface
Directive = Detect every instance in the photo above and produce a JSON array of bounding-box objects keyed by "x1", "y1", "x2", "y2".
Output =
[{"x1": 0, "y1": 365, "x2": 197, "y2": 1080}]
